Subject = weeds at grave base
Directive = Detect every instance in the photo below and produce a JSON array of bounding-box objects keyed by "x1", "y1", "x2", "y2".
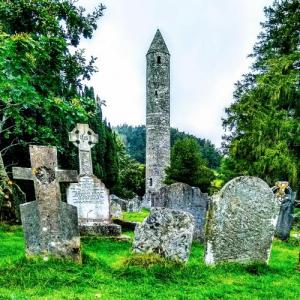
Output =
[{"x1": 120, "y1": 252, "x2": 182, "y2": 268}]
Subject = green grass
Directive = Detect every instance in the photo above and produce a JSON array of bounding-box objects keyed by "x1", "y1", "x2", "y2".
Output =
[
  {"x1": 0, "y1": 222, "x2": 299, "y2": 300},
  {"x1": 122, "y1": 208, "x2": 150, "y2": 223}
]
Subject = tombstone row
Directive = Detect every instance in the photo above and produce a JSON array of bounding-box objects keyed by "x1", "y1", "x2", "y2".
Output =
[
  {"x1": 134, "y1": 176, "x2": 290, "y2": 264},
  {"x1": 12, "y1": 125, "x2": 294, "y2": 264}
]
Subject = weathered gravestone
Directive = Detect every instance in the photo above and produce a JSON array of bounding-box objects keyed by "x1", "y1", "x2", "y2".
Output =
[
  {"x1": 111, "y1": 202, "x2": 122, "y2": 218},
  {"x1": 127, "y1": 196, "x2": 142, "y2": 212},
  {"x1": 111, "y1": 194, "x2": 127, "y2": 211},
  {"x1": 151, "y1": 182, "x2": 209, "y2": 242},
  {"x1": 205, "y1": 176, "x2": 280, "y2": 265},
  {"x1": 272, "y1": 181, "x2": 297, "y2": 241},
  {"x1": 67, "y1": 124, "x2": 121, "y2": 236},
  {"x1": 12, "y1": 145, "x2": 81, "y2": 262},
  {"x1": 133, "y1": 208, "x2": 195, "y2": 263}
]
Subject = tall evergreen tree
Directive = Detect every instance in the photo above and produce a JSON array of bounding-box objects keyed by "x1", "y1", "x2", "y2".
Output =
[{"x1": 222, "y1": 0, "x2": 300, "y2": 193}]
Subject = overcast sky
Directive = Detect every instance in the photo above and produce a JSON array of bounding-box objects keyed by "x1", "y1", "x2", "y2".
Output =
[{"x1": 77, "y1": 0, "x2": 273, "y2": 147}]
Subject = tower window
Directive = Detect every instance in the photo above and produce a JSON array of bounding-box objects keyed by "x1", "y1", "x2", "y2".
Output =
[
  {"x1": 155, "y1": 90, "x2": 158, "y2": 97},
  {"x1": 149, "y1": 178, "x2": 153, "y2": 186},
  {"x1": 157, "y1": 56, "x2": 161, "y2": 64}
]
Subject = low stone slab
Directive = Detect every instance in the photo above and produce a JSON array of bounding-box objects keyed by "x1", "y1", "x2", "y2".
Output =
[
  {"x1": 205, "y1": 176, "x2": 280, "y2": 265},
  {"x1": 151, "y1": 182, "x2": 209, "y2": 242},
  {"x1": 133, "y1": 208, "x2": 195, "y2": 263},
  {"x1": 80, "y1": 223, "x2": 121, "y2": 236}
]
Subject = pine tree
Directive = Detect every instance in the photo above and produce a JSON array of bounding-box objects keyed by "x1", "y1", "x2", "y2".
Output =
[{"x1": 222, "y1": 0, "x2": 300, "y2": 193}]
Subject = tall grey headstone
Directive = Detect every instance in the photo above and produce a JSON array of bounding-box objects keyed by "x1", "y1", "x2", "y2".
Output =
[
  {"x1": 145, "y1": 29, "x2": 171, "y2": 195},
  {"x1": 12, "y1": 145, "x2": 81, "y2": 262},
  {"x1": 204, "y1": 176, "x2": 280, "y2": 265},
  {"x1": 272, "y1": 181, "x2": 297, "y2": 241},
  {"x1": 151, "y1": 182, "x2": 209, "y2": 242},
  {"x1": 67, "y1": 124, "x2": 121, "y2": 235}
]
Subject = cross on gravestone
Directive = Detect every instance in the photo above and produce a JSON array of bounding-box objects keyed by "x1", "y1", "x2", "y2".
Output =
[
  {"x1": 12, "y1": 145, "x2": 81, "y2": 262},
  {"x1": 69, "y1": 124, "x2": 98, "y2": 175}
]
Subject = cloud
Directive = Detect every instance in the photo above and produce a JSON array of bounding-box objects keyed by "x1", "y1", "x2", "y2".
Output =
[{"x1": 77, "y1": 0, "x2": 273, "y2": 147}]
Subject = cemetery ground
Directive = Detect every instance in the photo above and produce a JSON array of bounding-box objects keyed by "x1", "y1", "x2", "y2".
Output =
[{"x1": 0, "y1": 211, "x2": 299, "y2": 300}]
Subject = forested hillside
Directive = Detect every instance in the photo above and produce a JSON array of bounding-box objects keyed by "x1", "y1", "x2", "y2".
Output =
[{"x1": 114, "y1": 125, "x2": 222, "y2": 169}]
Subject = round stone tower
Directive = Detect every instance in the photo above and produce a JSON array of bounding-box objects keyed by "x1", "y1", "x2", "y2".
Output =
[{"x1": 146, "y1": 29, "x2": 170, "y2": 195}]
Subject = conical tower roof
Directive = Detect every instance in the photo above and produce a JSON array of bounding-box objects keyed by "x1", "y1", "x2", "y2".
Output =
[{"x1": 147, "y1": 29, "x2": 170, "y2": 55}]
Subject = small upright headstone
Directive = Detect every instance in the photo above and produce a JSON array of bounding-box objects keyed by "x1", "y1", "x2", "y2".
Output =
[
  {"x1": 127, "y1": 196, "x2": 142, "y2": 212},
  {"x1": 204, "y1": 176, "x2": 280, "y2": 265},
  {"x1": 67, "y1": 124, "x2": 121, "y2": 236},
  {"x1": 151, "y1": 182, "x2": 209, "y2": 242},
  {"x1": 133, "y1": 208, "x2": 194, "y2": 263},
  {"x1": 272, "y1": 181, "x2": 297, "y2": 241},
  {"x1": 13, "y1": 145, "x2": 81, "y2": 262}
]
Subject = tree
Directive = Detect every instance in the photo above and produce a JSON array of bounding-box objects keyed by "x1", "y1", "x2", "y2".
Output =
[
  {"x1": 222, "y1": 0, "x2": 300, "y2": 193},
  {"x1": 165, "y1": 138, "x2": 215, "y2": 193},
  {"x1": 0, "y1": 1, "x2": 121, "y2": 220},
  {"x1": 111, "y1": 138, "x2": 145, "y2": 199},
  {"x1": 114, "y1": 124, "x2": 222, "y2": 169}
]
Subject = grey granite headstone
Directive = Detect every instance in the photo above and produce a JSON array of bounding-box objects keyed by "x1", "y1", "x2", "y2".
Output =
[
  {"x1": 133, "y1": 208, "x2": 194, "y2": 263},
  {"x1": 272, "y1": 181, "x2": 297, "y2": 241},
  {"x1": 12, "y1": 145, "x2": 81, "y2": 263},
  {"x1": 204, "y1": 176, "x2": 280, "y2": 265},
  {"x1": 151, "y1": 182, "x2": 209, "y2": 242}
]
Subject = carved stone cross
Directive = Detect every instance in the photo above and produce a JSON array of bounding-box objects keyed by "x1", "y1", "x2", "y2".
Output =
[
  {"x1": 12, "y1": 145, "x2": 81, "y2": 262},
  {"x1": 69, "y1": 123, "x2": 98, "y2": 175}
]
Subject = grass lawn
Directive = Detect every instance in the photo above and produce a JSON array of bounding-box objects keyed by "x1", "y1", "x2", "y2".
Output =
[
  {"x1": 0, "y1": 217, "x2": 299, "y2": 300},
  {"x1": 122, "y1": 209, "x2": 150, "y2": 223}
]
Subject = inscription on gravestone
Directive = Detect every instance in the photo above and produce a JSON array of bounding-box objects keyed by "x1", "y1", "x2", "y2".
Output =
[{"x1": 67, "y1": 176, "x2": 110, "y2": 224}]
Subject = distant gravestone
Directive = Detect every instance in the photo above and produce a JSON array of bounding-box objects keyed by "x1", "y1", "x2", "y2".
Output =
[
  {"x1": 204, "y1": 176, "x2": 280, "y2": 265},
  {"x1": 127, "y1": 196, "x2": 142, "y2": 212},
  {"x1": 133, "y1": 208, "x2": 194, "y2": 263},
  {"x1": 12, "y1": 145, "x2": 81, "y2": 262},
  {"x1": 111, "y1": 202, "x2": 122, "y2": 219},
  {"x1": 67, "y1": 124, "x2": 121, "y2": 236},
  {"x1": 151, "y1": 182, "x2": 209, "y2": 242},
  {"x1": 111, "y1": 195, "x2": 127, "y2": 211},
  {"x1": 272, "y1": 181, "x2": 297, "y2": 241}
]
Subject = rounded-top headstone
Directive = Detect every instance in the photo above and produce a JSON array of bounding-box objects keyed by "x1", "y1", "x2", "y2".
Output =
[{"x1": 204, "y1": 176, "x2": 280, "y2": 265}]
